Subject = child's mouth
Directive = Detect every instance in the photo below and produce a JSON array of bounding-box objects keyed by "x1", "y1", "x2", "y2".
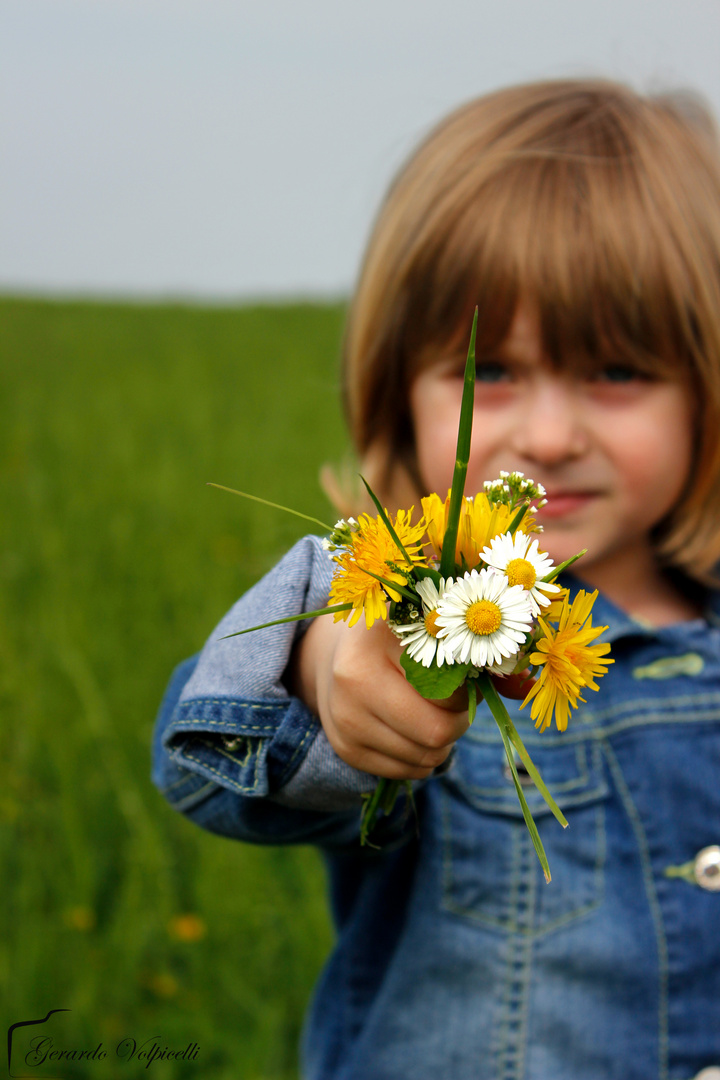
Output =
[{"x1": 537, "y1": 492, "x2": 597, "y2": 519}]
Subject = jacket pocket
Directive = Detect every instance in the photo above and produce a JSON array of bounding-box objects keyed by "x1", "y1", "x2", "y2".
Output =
[{"x1": 439, "y1": 732, "x2": 608, "y2": 935}]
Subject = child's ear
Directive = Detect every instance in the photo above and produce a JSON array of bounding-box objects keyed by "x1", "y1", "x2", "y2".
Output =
[
  {"x1": 321, "y1": 439, "x2": 424, "y2": 519},
  {"x1": 318, "y1": 459, "x2": 370, "y2": 520},
  {"x1": 363, "y1": 438, "x2": 427, "y2": 517}
]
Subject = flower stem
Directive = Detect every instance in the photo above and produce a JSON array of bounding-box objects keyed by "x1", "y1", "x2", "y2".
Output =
[
  {"x1": 474, "y1": 672, "x2": 555, "y2": 883},
  {"x1": 359, "y1": 778, "x2": 418, "y2": 845}
]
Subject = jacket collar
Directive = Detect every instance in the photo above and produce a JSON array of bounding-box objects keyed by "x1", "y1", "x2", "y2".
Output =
[{"x1": 558, "y1": 572, "x2": 720, "y2": 644}]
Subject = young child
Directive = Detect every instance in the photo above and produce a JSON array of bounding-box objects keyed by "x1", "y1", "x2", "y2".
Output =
[{"x1": 153, "y1": 79, "x2": 720, "y2": 1079}]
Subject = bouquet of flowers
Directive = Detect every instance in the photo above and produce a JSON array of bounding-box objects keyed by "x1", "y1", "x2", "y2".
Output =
[{"x1": 214, "y1": 312, "x2": 613, "y2": 881}]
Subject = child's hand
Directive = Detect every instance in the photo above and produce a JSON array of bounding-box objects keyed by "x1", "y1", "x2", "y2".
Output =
[{"x1": 287, "y1": 614, "x2": 471, "y2": 780}]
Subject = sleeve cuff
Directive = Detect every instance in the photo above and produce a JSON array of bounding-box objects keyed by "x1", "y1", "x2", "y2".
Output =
[{"x1": 161, "y1": 692, "x2": 322, "y2": 799}]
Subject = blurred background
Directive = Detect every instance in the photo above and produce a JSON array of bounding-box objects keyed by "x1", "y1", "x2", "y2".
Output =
[
  {"x1": 3, "y1": 0, "x2": 720, "y2": 300},
  {"x1": 2, "y1": 1, "x2": 719, "y2": 1077}
]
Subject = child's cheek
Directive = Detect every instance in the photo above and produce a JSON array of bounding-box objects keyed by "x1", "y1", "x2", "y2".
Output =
[
  {"x1": 411, "y1": 377, "x2": 465, "y2": 496},
  {"x1": 613, "y1": 392, "x2": 694, "y2": 523}
]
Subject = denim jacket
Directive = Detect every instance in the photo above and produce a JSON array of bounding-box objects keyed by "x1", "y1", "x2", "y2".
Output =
[{"x1": 152, "y1": 536, "x2": 720, "y2": 1080}]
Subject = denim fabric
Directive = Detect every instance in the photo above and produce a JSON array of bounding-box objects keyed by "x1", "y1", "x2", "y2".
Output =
[{"x1": 153, "y1": 536, "x2": 720, "y2": 1080}]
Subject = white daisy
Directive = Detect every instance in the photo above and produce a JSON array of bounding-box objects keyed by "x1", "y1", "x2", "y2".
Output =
[
  {"x1": 434, "y1": 567, "x2": 534, "y2": 669},
  {"x1": 481, "y1": 531, "x2": 561, "y2": 616},
  {"x1": 483, "y1": 652, "x2": 520, "y2": 676},
  {"x1": 391, "y1": 577, "x2": 456, "y2": 668}
]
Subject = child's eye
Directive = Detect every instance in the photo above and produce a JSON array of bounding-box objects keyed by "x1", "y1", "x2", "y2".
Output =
[
  {"x1": 595, "y1": 364, "x2": 642, "y2": 383},
  {"x1": 475, "y1": 360, "x2": 510, "y2": 383}
]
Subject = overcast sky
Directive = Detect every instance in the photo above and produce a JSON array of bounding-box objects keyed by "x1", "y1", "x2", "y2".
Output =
[{"x1": 2, "y1": 0, "x2": 719, "y2": 300}]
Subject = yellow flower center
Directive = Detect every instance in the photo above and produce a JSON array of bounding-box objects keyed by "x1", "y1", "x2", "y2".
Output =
[
  {"x1": 424, "y1": 610, "x2": 440, "y2": 637},
  {"x1": 465, "y1": 600, "x2": 502, "y2": 636},
  {"x1": 505, "y1": 557, "x2": 537, "y2": 590}
]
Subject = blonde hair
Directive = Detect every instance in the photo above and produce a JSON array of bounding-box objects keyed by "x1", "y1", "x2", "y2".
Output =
[{"x1": 328, "y1": 78, "x2": 720, "y2": 582}]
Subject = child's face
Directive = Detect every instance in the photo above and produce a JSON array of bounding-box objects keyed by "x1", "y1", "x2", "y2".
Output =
[{"x1": 409, "y1": 303, "x2": 696, "y2": 585}]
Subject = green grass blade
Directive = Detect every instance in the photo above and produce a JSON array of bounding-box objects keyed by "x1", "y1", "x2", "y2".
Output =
[
  {"x1": 478, "y1": 674, "x2": 567, "y2": 827},
  {"x1": 467, "y1": 678, "x2": 478, "y2": 725},
  {"x1": 359, "y1": 475, "x2": 415, "y2": 568},
  {"x1": 208, "y1": 482, "x2": 334, "y2": 532},
  {"x1": 497, "y1": 722, "x2": 552, "y2": 883},
  {"x1": 542, "y1": 549, "x2": 587, "y2": 582},
  {"x1": 440, "y1": 309, "x2": 477, "y2": 579},
  {"x1": 219, "y1": 603, "x2": 353, "y2": 638},
  {"x1": 360, "y1": 779, "x2": 389, "y2": 846},
  {"x1": 507, "y1": 503, "x2": 529, "y2": 535},
  {"x1": 380, "y1": 779, "x2": 402, "y2": 813},
  {"x1": 359, "y1": 566, "x2": 418, "y2": 604},
  {"x1": 504, "y1": 719, "x2": 568, "y2": 828},
  {"x1": 475, "y1": 671, "x2": 552, "y2": 882}
]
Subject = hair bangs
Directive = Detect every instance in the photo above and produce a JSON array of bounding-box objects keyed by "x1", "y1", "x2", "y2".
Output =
[
  {"x1": 338, "y1": 80, "x2": 720, "y2": 576},
  {"x1": 407, "y1": 142, "x2": 700, "y2": 385}
]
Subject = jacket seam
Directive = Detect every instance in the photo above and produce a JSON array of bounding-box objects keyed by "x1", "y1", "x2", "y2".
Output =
[
  {"x1": 176, "y1": 698, "x2": 286, "y2": 709},
  {"x1": 173, "y1": 780, "x2": 218, "y2": 811},
  {"x1": 181, "y1": 743, "x2": 264, "y2": 795},
  {"x1": 603, "y1": 740, "x2": 668, "y2": 1080},
  {"x1": 277, "y1": 722, "x2": 319, "y2": 786},
  {"x1": 164, "y1": 718, "x2": 279, "y2": 736},
  {"x1": 464, "y1": 709, "x2": 720, "y2": 747}
]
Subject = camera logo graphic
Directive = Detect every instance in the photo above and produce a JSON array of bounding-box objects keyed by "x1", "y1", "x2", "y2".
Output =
[{"x1": 7, "y1": 1010, "x2": 71, "y2": 1079}]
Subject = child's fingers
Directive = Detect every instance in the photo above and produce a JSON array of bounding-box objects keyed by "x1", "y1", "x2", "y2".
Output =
[
  {"x1": 346, "y1": 745, "x2": 442, "y2": 781},
  {"x1": 379, "y1": 696, "x2": 470, "y2": 754},
  {"x1": 431, "y1": 684, "x2": 468, "y2": 711},
  {"x1": 359, "y1": 658, "x2": 471, "y2": 748},
  {"x1": 343, "y1": 707, "x2": 457, "y2": 768},
  {"x1": 327, "y1": 670, "x2": 466, "y2": 765},
  {"x1": 491, "y1": 670, "x2": 536, "y2": 699},
  {"x1": 306, "y1": 615, "x2": 475, "y2": 776},
  {"x1": 332, "y1": 720, "x2": 454, "y2": 778}
]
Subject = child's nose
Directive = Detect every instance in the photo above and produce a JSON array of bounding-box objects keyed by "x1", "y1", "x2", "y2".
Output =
[{"x1": 509, "y1": 378, "x2": 588, "y2": 466}]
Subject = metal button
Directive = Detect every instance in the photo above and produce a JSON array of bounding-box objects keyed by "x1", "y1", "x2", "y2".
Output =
[
  {"x1": 222, "y1": 736, "x2": 244, "y2": 751},
  {"x1": 693, "y1": 846, "x2": 720, "y2": 891},
  {"x1": 693, "y1": 1068, "x2": 720, "y2": 1079}
]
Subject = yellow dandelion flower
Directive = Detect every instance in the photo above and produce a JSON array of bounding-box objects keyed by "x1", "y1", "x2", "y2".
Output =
[
  {"x1": 421, "y1": 491, "x2": 536, "y2": 571},
  {"x1": 520, "y1": 589, "x2": 613, "y2": 732},
  {"x1": 543, "y1": 588, "x2": 570, "y2": 623},
  {"x1": 168, "y1": 913, "x2": 207, "y2": 942},
  {"x1": 63, "y1": 906, "x2": 96, "y2": 931},
  {"x1": 147, "y1": 973, "x2": 179, "y2": 998},
  {"x1": 421, "y1": 492, "x2": 448, "y2": 559},
  {"x1": 329, "y1": 510, "x2": 427, "y2": 628}
]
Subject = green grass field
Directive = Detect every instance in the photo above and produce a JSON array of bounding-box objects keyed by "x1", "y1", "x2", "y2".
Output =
[{"x1": 0, "y1": 295, "x2": 352, "y2": 1078}]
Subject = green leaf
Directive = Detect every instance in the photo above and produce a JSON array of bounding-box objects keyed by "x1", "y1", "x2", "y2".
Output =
[
  {"x1": 439, "y1": 309, "x2": 478, "y2": 579},
  {"x1": 400, "y1": 650, "x2": 472, "y2": 699},
  {"x1": 219, "y1": 603, "x2": 353, "y2": 639},
  {"x1": 414, "y1": 565, "x2": 442, "y2": 587},
  {"x1": 207, "y1": 482, "x2": 334, "y2": 532}
]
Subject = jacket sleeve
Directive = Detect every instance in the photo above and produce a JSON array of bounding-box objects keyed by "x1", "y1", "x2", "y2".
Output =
[{"x1": 151, "y1": 535, "x2": 412, "y2": 849}]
